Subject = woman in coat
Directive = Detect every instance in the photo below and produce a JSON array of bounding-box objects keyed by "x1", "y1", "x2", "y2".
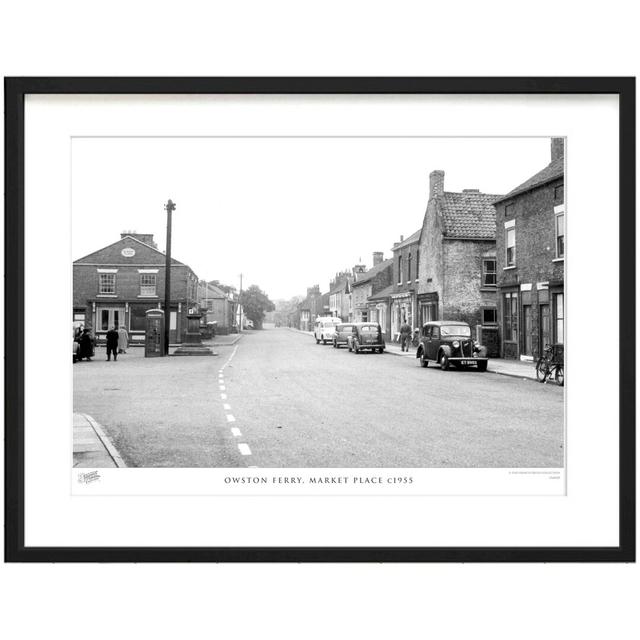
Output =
[{"x1": 117, "y1": 324, "x2": 129, "y2": 354}]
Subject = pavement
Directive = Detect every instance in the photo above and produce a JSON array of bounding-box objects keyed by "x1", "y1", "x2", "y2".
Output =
[
  {"x1": 290, "y1": 328, "x2": 539, "y2": 381},
  {"x1": 73, "y1": 412, "x2": 126, "y2": 467},
  {"x1": 74, "y1": 327, "x2": 564, "y2": 468}
]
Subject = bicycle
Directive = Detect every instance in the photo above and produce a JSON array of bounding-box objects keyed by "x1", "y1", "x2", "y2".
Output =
[{"x1": 535, "y1": 344, "x2": 564, "y2": 386}]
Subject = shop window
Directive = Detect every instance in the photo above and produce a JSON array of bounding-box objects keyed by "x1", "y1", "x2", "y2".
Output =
[
  {"x1": 503, "y1": 292, "x2": 518, "y2": 341},
  {"x1": 554, "y1": 184, "x2": 564, "y2": 203},
  {"x1": 554, "y1": 293, "x2": 564, "y2": 344},
  {"x1": 130, "y1": 304, "x2": 155, "y2": 331}
]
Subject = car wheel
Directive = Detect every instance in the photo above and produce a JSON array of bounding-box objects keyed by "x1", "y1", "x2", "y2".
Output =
[
  {"x1": 556, "y1": 366, "x2": 564, "y2": 386},
  {"x1": 439, "y1": 352, "x2": 450, "y2": 371},
  {"x1": 315, "y1": 337, "x2": 320, "y2": 344},
  {"x1": 419, "y1": 351, "x2": 428, "y2": 368},
  {"x1": 477, "y1": 360, "x2": 487, "y2": 372}
]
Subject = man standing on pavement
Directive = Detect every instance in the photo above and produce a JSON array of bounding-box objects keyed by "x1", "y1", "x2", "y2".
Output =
[
  {"x1": 106, "y1": 325, "x2": 119, "y2": 361},
  {"x1": 399, "y1": 319, "x2": 412, "y2": 352}
]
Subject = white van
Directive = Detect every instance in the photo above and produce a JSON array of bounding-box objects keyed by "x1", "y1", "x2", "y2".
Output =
[{"x1": 314, "y1": 317, "x2": 342, "y2": 345}]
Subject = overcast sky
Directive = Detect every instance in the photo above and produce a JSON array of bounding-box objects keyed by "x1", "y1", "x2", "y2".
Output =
[{"x1": 72, "y1": 137, "x2": 552, "y2": 300}]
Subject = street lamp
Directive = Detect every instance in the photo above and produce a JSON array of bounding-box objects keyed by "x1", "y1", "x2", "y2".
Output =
[{"x1": 163, "y1": 198, "x2": 176, "y2": 355}]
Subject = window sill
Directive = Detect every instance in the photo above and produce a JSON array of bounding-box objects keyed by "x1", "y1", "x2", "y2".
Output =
[
  {"x1": 480, "y1": 286, "x2": 497, "y2": 292},
  {"x1": 503, "y1": 266, "x2": 516, "y2": 271},
  {"x1": 137, "y1": 295, "x2": 159, "y2": 298},
  {"x1": 96, "y1": 294, "x2": 118, "y2": 298},
  {"x1": 552, "y1": 257, "x2": 565, "y2": 262}
]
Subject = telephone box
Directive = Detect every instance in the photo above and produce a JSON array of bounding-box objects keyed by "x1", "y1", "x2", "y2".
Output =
[{"x1": 145, "y1": 309, "x2": 165, "y2": 357}]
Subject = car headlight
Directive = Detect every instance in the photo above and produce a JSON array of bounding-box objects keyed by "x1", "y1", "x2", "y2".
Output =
[{"x1": 452, "y1": 340, "x2": 460, "y2": 348}]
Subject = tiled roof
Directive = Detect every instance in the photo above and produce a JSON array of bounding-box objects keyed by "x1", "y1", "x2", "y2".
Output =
[
  {"x1": 493, "y1": 157, "x2": 564, "y2": 203},
  {"x1": 368, "y1": 284, "x2": 395, "y2": 301},
  {"x1": 439, "y1": 191, "x2": 502, "y2": 240},
  {"x1": 392, "y1": 229, "x2": 421, "y2": 251},
  {"x1": 351, "y1": 258, "x2": 393, "y2": 286}
]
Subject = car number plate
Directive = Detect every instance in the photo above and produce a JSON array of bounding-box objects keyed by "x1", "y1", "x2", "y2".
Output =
[{"x1": 460, "y1": 360, "x2": 475, "y2": 365}]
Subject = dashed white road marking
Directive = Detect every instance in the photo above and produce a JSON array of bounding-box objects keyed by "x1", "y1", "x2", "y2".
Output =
[
  {"x1": 219, "y1": 385, "x2": 226, "y2": 391},
  {"x1": 231, "y1": 427, "x2": 242, "y2": 437},
  {"x1": 226, "y1": 414, "x2": 236, "y2": 423},
  {"x1": 223, "y1": 403, "x2": 231, "y2": 410},
  {"x1": 220, "y1": 344, "x2": 239, "y2": 372},
  {"x1": 220, "y1": 393, "x2": 227, "y2": 400},
  {"x1": 238, "y1": 443, "x2": 252, "y2": 456}
]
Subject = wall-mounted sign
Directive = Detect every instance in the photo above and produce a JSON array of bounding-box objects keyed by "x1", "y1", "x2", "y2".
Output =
[{"x1": 121, "y1": 247, "x2": 136, "y2": 257}]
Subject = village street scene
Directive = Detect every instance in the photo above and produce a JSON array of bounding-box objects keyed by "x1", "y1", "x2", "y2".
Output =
[{"x1": 72, "y1": 137, "x2": 565, "y2": 469}]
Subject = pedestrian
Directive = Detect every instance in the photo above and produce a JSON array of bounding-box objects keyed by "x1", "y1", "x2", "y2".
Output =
[
  {"x1": 117, "y1": 323, "x2": 129, "y2": 354},
  {"x1": 399, "y1": 320, "x2": 412, "y2": 352},
  {"x1": 78, "y1": 328, "x2": 94, "y2": 361},
  {"x1": 106, "y1": 325, "x2": 119, "y2": 361}
]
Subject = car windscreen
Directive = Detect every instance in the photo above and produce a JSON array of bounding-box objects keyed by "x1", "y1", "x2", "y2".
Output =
[
  {"x1": 337, "y1": 325, "x2": 352, "y2": 331},
  {"x1": 440, "y1": 325, "x2": 471, "y2": 337}
]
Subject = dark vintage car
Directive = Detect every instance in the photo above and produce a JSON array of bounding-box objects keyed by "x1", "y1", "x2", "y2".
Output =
[
  {"x1": 332, "y1": 323, "x2": 354, "y2": 348},
  {"x1": 415, "y1": 320, "x2": 488, "y2": 371},
  {"x1": 347, "y1": 322, "x2": 386, "y2": 354}
]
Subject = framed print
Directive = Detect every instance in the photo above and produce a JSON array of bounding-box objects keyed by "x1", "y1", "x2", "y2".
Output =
[{"x1": 4, "y1": 77, "x2": 635, "y2": 562}]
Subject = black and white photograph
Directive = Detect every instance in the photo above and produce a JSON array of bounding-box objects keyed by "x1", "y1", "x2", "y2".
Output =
[{"x1": 71, "y1": 136, "x2": 565, "y2": 473}]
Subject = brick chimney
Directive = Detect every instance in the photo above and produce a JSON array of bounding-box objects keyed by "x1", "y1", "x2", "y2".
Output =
[
  {"x1": 373, "y1": 252, "x2": 384, "y2": 266},
  {"x1": 551, "y1": 137, "x2": 564, "y2": 162},
  {"x1": 121, "y1": 232, "x2": 157, "y2": 248},
  {"x1": 430, "y1": 170, "x2": 445, "y2": 198}
]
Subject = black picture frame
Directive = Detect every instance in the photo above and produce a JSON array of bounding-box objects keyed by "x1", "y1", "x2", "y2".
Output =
[{"x1": 4, "y1": 77, "x2": 635, "y2": 563}]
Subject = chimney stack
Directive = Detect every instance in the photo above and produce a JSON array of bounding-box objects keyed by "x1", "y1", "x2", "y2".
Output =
[
  {"x1": 551, "y1": 137, "x2": 564, "y2": 162},
  {"x1": 373, "y1": 252, "x2": 384, "y2": 266},
  {"x1": 430, "y1": 170, "x2": 445, "y2": 199}
]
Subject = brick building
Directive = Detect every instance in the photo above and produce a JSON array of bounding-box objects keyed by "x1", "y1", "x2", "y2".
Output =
[
  {"x1": 198, "y1": 280, "x2": 236, "y2": 334},
  {"x1": 328, "y1": 270, "x2": 354, "y2": 321},
  {"x1": 350, "y1": 255, "x2": 393, "y2": 322},
  {"x1": 494, "y1": 139, "x2": 565, "y2": 360},
  {"x1": 416, "y1": 170, "x2": 501, "y2": 338},
  {"x1": 73, "y1": 233, "x2": 200, "y2": 345},
  {"x1": 298, "y1": 285, "x2": 324, "y2": 331},
  {"x1": 389, "y1": 230, "x2": 421, "y2": 341}
]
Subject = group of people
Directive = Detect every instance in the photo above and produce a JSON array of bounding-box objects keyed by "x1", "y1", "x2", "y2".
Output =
[
  {"x1": 105, "y1": 325, "x2": 129, "y2": 361},
  {"x1": 73, "y1": 324, "x2": 129, "y2": 362}
]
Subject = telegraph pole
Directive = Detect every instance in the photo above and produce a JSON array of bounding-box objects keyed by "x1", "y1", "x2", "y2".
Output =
[
  {"x1": 163, "y1": 199, "x2": 176, "y2": 355},
  {"x1": 238, "y1": 272, "x2": 243, "y2": 330}
]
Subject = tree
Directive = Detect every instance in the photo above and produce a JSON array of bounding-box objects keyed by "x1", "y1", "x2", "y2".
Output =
[{"x1": 241, "y1": 285, "x2": 275, "y2": 330}]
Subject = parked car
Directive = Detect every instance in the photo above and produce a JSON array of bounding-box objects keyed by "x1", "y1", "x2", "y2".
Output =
[
  {"x1": 314, "y1": 317, "x2": 341, "y2": 344},
  {"x1": 332, "y1": 323, "x2": 354, "y2": 348},
  {"x1": 415, "y1": 320, "x2": 488, "y2": 371},
  {"x1": 347, "y1": 322, "x2": 386, "y2": 354}
]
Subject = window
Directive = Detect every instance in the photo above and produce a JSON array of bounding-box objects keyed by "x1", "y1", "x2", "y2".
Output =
[
  {"x1": 482, "y1": 308, "x2": 497, "y2": 324},
  {"x1": 555, "y1": 211, "x2": 565, "y2": 258},
  {"x1": 554, "y1": 293, "x2": 564, "y2": 344},
  {"x1": 407, "y1": 252, "x2": 412, "y2": 281},
  {"x1": 140, "y1": 273, "x2": 157, "y2": 296},
  {"x1": 130, "y1": 304, "x2": 155, "y2": 331},
  {"x1": 505, "y1": 227, "x2": 516, "y2": 267},
  {"x1": 99, "y1": 273, "x2": 116, "y2": 294},
  {"x1": 554, "y1": 184, "x2": 564, "y2": 203},
  {"x1": 503, "y1": 292, "x2": 518, "y2": 341},
  {"x1": 397, "y1": 255, "x2": 403, "y2": 284},
  {"x1": 415, "y1": 249, "x2": 419, "y2": 280},
  {"x1": 482, "y1": 259, "x2": 497, "y2": 286}
]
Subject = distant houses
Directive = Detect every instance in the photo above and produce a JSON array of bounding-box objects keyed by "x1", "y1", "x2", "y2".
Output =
[{"x1": 296, "y1": 139, "x2": 564, "y2": 359}]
